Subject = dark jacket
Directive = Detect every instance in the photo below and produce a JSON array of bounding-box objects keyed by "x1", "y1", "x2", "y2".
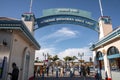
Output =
[{"x1": 11, "y1": 67, "x2": 19, "y2": 80}]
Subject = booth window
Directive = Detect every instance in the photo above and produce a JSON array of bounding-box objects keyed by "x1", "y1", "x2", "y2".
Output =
[
  {"x1": 108, "y1": 46, "x2": 119, "y2": 55},
  {"x1": 96, "y1": 51, "x2": 104, "y2": 70},
  {"x1": 96, "y1": 51, "x2": 103, "y2": 58},
  {"x1": 107, "y1": 46, "x2": 120, "y2": 71}
]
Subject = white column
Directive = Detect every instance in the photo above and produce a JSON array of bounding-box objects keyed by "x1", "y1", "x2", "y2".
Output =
[
  {"x1": 104, "y1": 53, "x2": 112, "y2": 79},
  {"x1": 93, "y1": 51, "x2": 97, "y2": 66}
]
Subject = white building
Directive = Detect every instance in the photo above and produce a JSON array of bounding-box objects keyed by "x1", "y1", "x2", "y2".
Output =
[
  {"x1": 0, "y1": 13, "x2": 40, "y2": 80},
  {"x1": 90, "y1": 16, "x2": 120, "y2": 80}
]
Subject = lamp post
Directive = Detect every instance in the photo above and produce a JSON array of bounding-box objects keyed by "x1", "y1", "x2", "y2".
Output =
[
  {"x1": 78, "y1": 52, "x2": 84, "y2": 66},
  {"x1": 43, "y1": 53, "x2": 49, "y2": 65}
]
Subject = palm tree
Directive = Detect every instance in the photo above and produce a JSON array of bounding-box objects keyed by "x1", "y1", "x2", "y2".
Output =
[
  {"x1": 63, "y1": 56, "x2": 78, "y2": 67},
  {"x1": 52, "y1": 55, "x2": 59, "y2": 61},
  {"x1": 63, "y1": 56, "x2": 77, "y2": 61},
  {"x1": 35, "y1": 57, "x2": 39, "y2": 62},
  {"x1": 50, "y1": 55, "x2": 59, "y2": 66},
  {"x1": 72, "y1": 56, "x2": 78, "y2": 61},
  {"x1": 47, "y1": 54, "x2": 53, "y2": 60},
  {"x1": 63, "y1": 56, "x2": 72, "y2": 61}
]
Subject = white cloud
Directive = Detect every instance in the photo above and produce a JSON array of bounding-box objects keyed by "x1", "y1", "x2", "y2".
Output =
[
  {"x1": 35, "y1": 47, "x2": 93, "y2": 61},
  {"x1": 56, "y1": 27, "x2": 78, "y2": 37},
  {"x1": 35, "y1": 48, "x2": 55, "y2": 61},
  {"x1": 58, "y1": 47, "x2": 93, "y2": 61},
  {"x1": 39, "y1": 27, "x2": 79, "y2": 43}
]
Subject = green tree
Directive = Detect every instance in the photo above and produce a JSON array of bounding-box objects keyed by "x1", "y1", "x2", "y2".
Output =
[
  {"x1": 52, "y1": 55, "x2": 59, "y2": 61},
  {"x1": 35, "y1": 57, "x2": 39, "y2": 62},
  {"x1": 47, "y1": 54, "x2": 53, "y2": 60},
  {"x1": 72, "y1": 56, "x2": 78, "y2": 61},
  {"x1": 63, "y1": 56, "x2": 78, "y2": 61},
  {"x1": 63, "y1": 56, "x2": 72, "y2": 61}
]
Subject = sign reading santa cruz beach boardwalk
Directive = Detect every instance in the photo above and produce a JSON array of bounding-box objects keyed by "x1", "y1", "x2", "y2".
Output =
[{"x1": 36, "y1": 8, "x2": 99, "y2": 32}]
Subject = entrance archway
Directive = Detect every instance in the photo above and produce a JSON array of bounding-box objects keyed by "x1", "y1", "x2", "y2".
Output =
[{"x1": 32, "y1": 8, "x2": 100, "y2": 78}]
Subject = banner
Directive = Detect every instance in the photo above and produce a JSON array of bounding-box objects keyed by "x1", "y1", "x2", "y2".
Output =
[{"x1": 36, "y1": 14, "x2": 99, "y2": 32}]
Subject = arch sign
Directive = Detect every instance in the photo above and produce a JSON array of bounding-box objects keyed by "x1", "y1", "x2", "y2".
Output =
[{"x1": 36, "y1": 8, "x2": 99, "y2": 32}]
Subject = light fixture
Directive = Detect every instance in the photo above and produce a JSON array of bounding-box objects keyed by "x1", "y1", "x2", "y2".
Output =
[{"x1": 0, "y1": 39, "x2": 8, "y2": 47}]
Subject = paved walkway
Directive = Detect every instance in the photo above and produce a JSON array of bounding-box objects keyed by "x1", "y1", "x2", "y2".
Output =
[
  {"x1": 35, "y1": 71, "x2": 96, "y2": 80},
  {"x1": 35, "y1": 77, "x2": 95, "y2": 80}
]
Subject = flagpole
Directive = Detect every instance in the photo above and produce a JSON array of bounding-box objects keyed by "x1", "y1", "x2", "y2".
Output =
[
  {"x1": 99, "y1": 0, "x2": 104, "y2": 16},
  {"x1": 29, "y1": 0, "x2": 33, "y2": 13}
]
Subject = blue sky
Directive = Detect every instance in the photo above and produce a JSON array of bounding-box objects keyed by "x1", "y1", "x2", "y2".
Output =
[{"x1": 0, "y1": 0, "x2": 120, "y2": 61}]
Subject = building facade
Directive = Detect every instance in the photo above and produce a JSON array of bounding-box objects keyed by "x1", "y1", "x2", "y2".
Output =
[
  {"x1": 0, "y1": 13, "x2": 40, "y2": 80},
  {"x1": 90, "y1": 16, "x2": 120, "y2": 80}
]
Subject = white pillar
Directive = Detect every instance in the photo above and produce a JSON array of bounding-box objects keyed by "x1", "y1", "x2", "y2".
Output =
[
  {"x1": 104, "y1": 53, "x2": 112, "y2": 80},
  {"x1": 93, "y1": 51, "x2": 97, "y2": 66}
]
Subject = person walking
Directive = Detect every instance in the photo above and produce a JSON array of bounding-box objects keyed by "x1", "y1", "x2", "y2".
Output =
[
  {"x1": 8, "y1": 62, "x2": 19, "y2": 80},
  {"x1": 40, "y1": 66, "x2": 44, "y2": 77},
  {"x1": 60, "y1": 66, "x2": 64, "y2": 77},
  {"x1": 70, "y1": 66, "x2": 75, "y2": 77},
  {"x1": 81, "y1": 65, "x2": 84, "y2": 76},
  {"x1": 82, "y1": 65, "x2": 86, "y2": 80},
  {"x1": 86, "y1": 66, "x2": 90, "y2": 76},
  {"x1": 95, "y1": 70, "x2": 99, "y2": 80},
  {"x1": 63, "y1": 67, "x2": 66, "y2": 77},
  {"x1": 79, "y1": 66, "x2": 81, "y2": 76},
  {"x1": 37, "y1": 67, "x2": 40, "y2": 77},
  {"x1": 51, "y1": 66, "x2": 54, "y2": 76},
  {"x1": 83, "y1": 66, "x2": 86, "y2": 77},
  {"x1": 55, "y1": 66, "x2": 59, "y2": 78},
  {"x1": 46, "y1": 66, "x2": 49, "y2": 76}
]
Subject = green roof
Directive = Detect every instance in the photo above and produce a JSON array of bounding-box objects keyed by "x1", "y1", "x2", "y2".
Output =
[{"x1": 90, "y1": 27, "x2": 120, "y2": 50}]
